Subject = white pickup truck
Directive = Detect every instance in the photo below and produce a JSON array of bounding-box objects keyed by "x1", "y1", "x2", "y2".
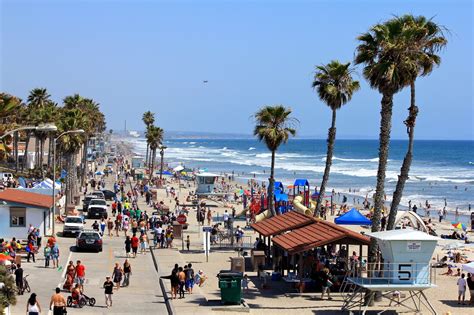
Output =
[{"x1": 63, "y1": 216, "x2": 85, "y2": 237}]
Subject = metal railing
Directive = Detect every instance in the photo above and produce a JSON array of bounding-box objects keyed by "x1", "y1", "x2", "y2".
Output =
[{"x1": 212, "y1": 235, "x2": 253, "y2": 249}]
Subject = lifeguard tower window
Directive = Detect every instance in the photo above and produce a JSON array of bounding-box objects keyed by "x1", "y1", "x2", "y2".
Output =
[{"x1": 199, "y1": 177, "x2": 215, "y2": 185}]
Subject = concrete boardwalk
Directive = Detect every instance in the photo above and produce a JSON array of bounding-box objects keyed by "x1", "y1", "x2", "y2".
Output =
[{"x1": 10, "y1": 169, "x2": 166, "y2": 315}]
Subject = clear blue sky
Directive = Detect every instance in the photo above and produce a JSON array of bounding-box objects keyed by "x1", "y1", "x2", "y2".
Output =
[{"x1": 1, "y1": 0, "x2": 473, "y2": 140}]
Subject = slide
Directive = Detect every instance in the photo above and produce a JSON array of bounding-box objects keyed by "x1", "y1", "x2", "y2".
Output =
[
  {"x1": 293, "y1": 195, "x2": 315, "y2": 216},
  {"x1": 255, "y1": 209, "x2": 272, "y2": 222}
]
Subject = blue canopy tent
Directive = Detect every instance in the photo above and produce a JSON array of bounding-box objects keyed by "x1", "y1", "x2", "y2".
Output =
[
  {"x1": 156, "y1": 170, "x2": 173, "y2": 175},
  {"x1": 334, "y1": 208, "x2": 371, "y2": 225},
  {"x1": 274, "y1": 181, "x2": 284, "y2": 194}
]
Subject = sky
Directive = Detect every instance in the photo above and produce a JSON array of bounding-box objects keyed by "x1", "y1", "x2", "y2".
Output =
[{"x1": 1, "y1": 0, "x2": 473, "y2": 140}]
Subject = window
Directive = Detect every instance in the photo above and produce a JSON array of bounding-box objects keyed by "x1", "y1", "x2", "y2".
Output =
[{"x1": 10, "y1": 207, "x2": 26, "y2": 227}]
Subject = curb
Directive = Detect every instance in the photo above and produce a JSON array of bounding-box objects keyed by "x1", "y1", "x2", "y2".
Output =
[{"x1": 150, "y1": 246, "x2": 176, "y2": 315}]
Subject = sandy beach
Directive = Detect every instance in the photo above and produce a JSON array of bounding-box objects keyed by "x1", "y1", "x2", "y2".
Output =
[{"x1": 117, "y1": 139, "x2": 474, "y2": 315}]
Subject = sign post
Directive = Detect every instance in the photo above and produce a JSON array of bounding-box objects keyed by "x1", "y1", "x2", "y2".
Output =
[{"x1": 203, "y1": 226, "x2": 212, "y2": 262}]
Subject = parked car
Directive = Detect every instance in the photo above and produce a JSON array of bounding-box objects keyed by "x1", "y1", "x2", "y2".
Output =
[
  {"x1": 76, "y1": 230, "x2": 102, "y2": 252},
  {"x1": 90, "y1": 191, "x2": 105, "y2": 199},
  {"x1": 87, "y1": 205, "x2": 108, "y2": 219},
  {"x1": 63, "y1": 216, "x2": 85, "y2": 237},
  {"x1": 82, "y1": 195, "x2": 95, "y2": 212},
  {"x1": 101, "y1": 190, "x2": 116, "y2": 200},
  {"x1": 89, "y1": 198, "x2": 107, "y2": 208}
]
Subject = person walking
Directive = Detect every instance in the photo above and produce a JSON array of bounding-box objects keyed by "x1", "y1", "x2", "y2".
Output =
[
  {"x1": 467, "y1": 272, "x2": 474, "y2": 305},
  {"x1": 100, "y1": 218, "x2": 106, "y2": 236},
  {"x1": 131, "y1": 233, "x2": 139, "y2": 258},
  {"x1": 49, "y1": 287, "x2": 66, "y2": 315},
  {"x1": 178, "y1": 267, "x2": 186, "y2": 299},
  {"x1": 15, "y1": 264, "x2": 24, "y2": 295},
  {"x1": 458, "y1": 273, "x2": 467, "y2": 305},
  {"x1": 123, "y1": 259, "x2": 132, "y2": 287},
  {"x1": 186, "y1": 235, "x2": 190, "y2": 251},
  {"x1": 124, "y1": 236, "x2": 131, "y2": 258},
  {"x1": 139, "y1": 233, "x2": 148, "y2": 254},
  {"x1": 26, "y1": 240, "x2": 35, "y2": 263},
  {"x1": 51, "y1": 243, "x2": 60, "y2": 268},
  {"x1": 43, "y1": 245, "x2": 51, "y2": 268},
  {"x1": 103, "y1": 276, "x2": 114, "y2": 308},
  {"x1": 26, "y1": 293, "x2": 41, "y2": 315},
  {"x1": 107, "y1": 218, "x2": 114, "y2": 237},
  {"x1": 112, "y1": 262, "x2": 123, "y2": 290},
  {"x1": 75, "y1": 260, "x2": 86, "y2": 291},
  {"x1": 320, "y1": 267, "x2": 333, "y2": 300},
  {"x1": 185, "y1": 263, "x2": 195, "y2": 294},
  {"x1": 63, "y1": 261, "x2": 75, "y2": 292}
]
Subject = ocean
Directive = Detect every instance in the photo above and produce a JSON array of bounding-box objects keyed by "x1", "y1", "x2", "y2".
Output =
[{"x1": 129, "y1": 137, "x2": 474, "y2": 217}]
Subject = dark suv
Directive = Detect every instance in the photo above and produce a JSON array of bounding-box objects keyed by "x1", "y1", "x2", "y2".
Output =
[
  {"x1": 87, "y1": 206, "x2": 108, "y2": 219},
  {"x1": 76, "y1": 230, "x2": 103, "y2": 252}
]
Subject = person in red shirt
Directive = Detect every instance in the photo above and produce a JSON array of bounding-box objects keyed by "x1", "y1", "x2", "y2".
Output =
[
  {"x1": 131, "y1": 234, "x2": 139, "y2": 258},
  {"x1": 75, "y1": 260, "x2": 86, "y2": 290}
]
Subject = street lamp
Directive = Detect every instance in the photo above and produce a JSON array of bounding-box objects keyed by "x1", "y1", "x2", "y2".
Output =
[
  {"x1": 51, "y1": 129, "x2": 85, "y2": 235},
  {"x1": 159, "y1": 145, "x2": 167, "y2": 181},
  {"x1": 0, "y1": 123, "x2": 57, "y2": 140}
]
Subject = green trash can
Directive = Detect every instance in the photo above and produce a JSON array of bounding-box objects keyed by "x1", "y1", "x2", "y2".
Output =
[{"x1": 218, "y1": 270, "x2": 243, "y2": 305}]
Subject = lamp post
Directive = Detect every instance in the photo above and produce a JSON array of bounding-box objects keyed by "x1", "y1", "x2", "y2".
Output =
[
  {"x1": 159, "y1": 145, "x2": 167, "y2": 181},
  {"x1": 51, "y1": 129, "x2": 85, "y2": 236}
]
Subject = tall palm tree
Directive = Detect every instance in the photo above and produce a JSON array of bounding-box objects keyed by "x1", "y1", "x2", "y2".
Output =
[
  {"x1": 27, "y1": 88, "x2": 50, "y2": 108},
  {"x1": 0, "y1": 93, "x2": 21, "y2": 160},
  {"x1": 254, "y1": 105, "x2": 297, "y2": 216},
  {"x1": 142, "y1": 111, "x2": 155, "y2": 166},
  {"x1": 57, "y1": 108, "x2": 87, "y2": 208},
  {"x1": 146, "y1": 125, "x2": 163, "y2": 180},
  {"x1": 386, "y1": 15, "x2": 447, "y2": 230},
  {"x1": 312, "y1": 61, "x2": 360, "y2": 217},
  {"x1": 355, "y1": 17, "x2": 416, "y2": 262}
]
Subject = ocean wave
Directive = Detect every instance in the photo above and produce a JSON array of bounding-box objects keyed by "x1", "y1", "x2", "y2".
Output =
[
  {"x1": 248, "y1": 147, "x2": 256, "y2": 150},
  {"x1": 323, "y1": 156, "x2": 381, "y2": 163}
]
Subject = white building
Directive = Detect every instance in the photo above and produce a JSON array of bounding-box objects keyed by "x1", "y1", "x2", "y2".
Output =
[{"x1": 0, "y1": 189, "x2": 54, "y2": 239}]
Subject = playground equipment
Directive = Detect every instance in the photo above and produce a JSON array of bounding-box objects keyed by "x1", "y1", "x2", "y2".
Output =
[
  {"x1": 293, "y1": 179, "x2": 310, "y2": 207},
  {"x1": 341, "y1": 229, "x2": 438, "y2": 314},
  {"x1": 292, "y1": 195, "x2": 315, "y2": 216}
]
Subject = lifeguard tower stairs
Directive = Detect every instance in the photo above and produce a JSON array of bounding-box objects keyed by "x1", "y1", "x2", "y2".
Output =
[{"x1": 340, "y1": 230, "x2": 439, "y2": 315}]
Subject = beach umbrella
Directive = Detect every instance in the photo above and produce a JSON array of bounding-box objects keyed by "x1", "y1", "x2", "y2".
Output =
[
  {"x1": 442, "y1": 242, "x2": 465, "y2": 250},
  {"x1": 452, "y1": 222, "x2": 467, "y2": 231},
  {"x1": 0, "y1": 253, "x2": 13, "y2": 261},
  {"x1": 95, "y1": 171, "x2": 104, "y2": 175},
  {"x1": 462, "y1": 262, "x2": 474, "y2": 274}
]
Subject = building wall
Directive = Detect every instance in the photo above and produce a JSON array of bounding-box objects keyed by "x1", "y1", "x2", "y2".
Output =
[{"x1": 0, "y1": 205, "x2": 52, "y2": 239}]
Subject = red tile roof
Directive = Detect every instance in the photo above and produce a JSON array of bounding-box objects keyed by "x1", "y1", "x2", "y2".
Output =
[
  {"x1": 0, "y1": 189, "x2": 53, "y2": 209},
  {"x1": 251, "y1": 211, "x2": 314, "y2": 237},
  {"x1": 272, "y1": 219, "x2": 370, "y2": 254}
]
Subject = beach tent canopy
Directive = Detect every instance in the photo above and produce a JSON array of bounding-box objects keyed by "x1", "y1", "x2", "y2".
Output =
[
  {"x1": 156, "y1": 170, "x2": 173, "y2": 175},
  {"x1": 334, "y1": 208, "x2": 371, "y2": 225},
  {"x1": 33, "y1": 178, "x2": 61, "y2": 190},
  {"x1": 462, "y1": 262, "x2": 474, "y2": 274},
  {"x1": 294, "y1": 179, "x2": 309, "y2": 186},
  {"x1": 173, "y1": 165, "x2": 184, "y2": 172}
]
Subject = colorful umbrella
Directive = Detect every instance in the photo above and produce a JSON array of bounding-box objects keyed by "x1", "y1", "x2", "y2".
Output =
[
  {"x1": 452, "y1": 222, "x2": 467, "y2": 231},
  {"x1": 0, "y1": 253, "x2": 14, "y2": 261}
]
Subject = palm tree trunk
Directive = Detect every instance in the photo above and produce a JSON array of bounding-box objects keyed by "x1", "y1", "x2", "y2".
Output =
[
  {"x1": 145, "y1": 143, "x2": 149, "y2": 167},
  {"x1": 159, "y1": 149, "x2": 164, "y2": 181},
  {"x1": 315, "y1": 109, "x2": 337, "y2": 217},
  {"x1": 47, "y1": 134, "x2": 53, "y2": 169},
  {"x1": 14, "y1": 131, "x2": 19, "y2": 172},
  {"x1": 22, "y1": 132, "x2": 31, "y2": 170},
  {"x1": 149, "y1": 148, "x2": 156, "y2": 180},
  {"x1": 40, "y1": 137, "x2": 45, "y2": 170},
  {"x1": 268, "y1": 150, "x2": 276, "y2": 216},
  {"x1": 369, "y1": 91, "x2": 394, "y2": 263},
  {"x1": 35, "y1": 134, "x2": 40, "y2": 169},
  {"x1": 387, "y1": 82, "x2": 417, "y2": 230}
]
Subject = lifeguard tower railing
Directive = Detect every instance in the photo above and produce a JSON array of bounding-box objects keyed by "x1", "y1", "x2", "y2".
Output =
[
  {"x1": 343, "y1": 261, "x2": 436, "y2": 287},
  {"x1": 341, "y1": 261, "x2": 437, "y2": 315}
]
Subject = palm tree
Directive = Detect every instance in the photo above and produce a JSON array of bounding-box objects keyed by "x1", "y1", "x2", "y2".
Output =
[
  {"x1": 254, "y1": 105, "x2": 297, "y2": 216},
  {"x1": 355, "y1": 17, "x2": 417, "y2": 263},
  {"x1": 386, "y1": 15, "x2": 447, "y2": 230},
  {"x1": 57, "y1": 108, "x2": 87, "y2": 208},
  {"x1": 312, "y1": 61, "x2": 360, "y2": 217},
  {"x1": 0, "y1": 93, "x2": 21, "y2": 161},
  {"x1": 142, "y1": 111, "x2": 155, "y2": 166},
  {"x1": 27, "y1": 88, "x2": 50, "y2": 108},
  {"x1": 146, "y1": 125, "x2": 163, "y2": 180}
]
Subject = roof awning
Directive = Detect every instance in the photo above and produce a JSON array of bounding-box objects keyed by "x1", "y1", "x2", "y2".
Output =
[
  {"x1": 251, "y1": 211, "x2": 314, "y2": 237},
  {"x1": 272, "y1": 219, "x2": 370, "y2": 254}
]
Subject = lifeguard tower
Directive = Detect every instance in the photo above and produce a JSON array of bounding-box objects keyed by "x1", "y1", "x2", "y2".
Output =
[
  {"x1": 196, "y1": 172, "x2": 220, "y2": 195},
  {"x1": 341, "y1": 229, "x2": 438, "y2": 314}
]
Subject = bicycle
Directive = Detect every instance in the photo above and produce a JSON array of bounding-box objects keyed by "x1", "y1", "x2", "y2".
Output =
[{"x1": 20, "y1": 275, "x2": 31, "y2": 294}]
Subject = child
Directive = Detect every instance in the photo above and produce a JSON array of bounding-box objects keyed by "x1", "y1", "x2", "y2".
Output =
[
  {"x1": 242, "y1": 274, "x2": 249, "y2": 293},
  {"x1": 186, "y1": 235, "x2": 190, "y2": 251},
  {"x1": 44, "y1": 245, "x2": 51, "y2": 268}
]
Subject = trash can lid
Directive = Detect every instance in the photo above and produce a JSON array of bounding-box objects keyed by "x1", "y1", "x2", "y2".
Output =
[{"x1": 218, "y1": 270, "x2": 243, "y2": 278}]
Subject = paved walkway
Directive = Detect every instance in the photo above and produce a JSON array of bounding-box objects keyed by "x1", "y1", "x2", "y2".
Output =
[{"x1": 10, "y1": 165, "x2": 167, "y2": 315}]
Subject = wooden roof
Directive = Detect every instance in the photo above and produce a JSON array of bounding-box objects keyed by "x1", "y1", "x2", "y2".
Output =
[
  {"x1": 272, "y1": 218, "x2": 370, "y2": 254},
  {"x1": 251, "y1": 211, "x2": 314, "y2": 237},
  {"x1": 0, "y1": 189, "x2": 54, "y2": 209}
]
